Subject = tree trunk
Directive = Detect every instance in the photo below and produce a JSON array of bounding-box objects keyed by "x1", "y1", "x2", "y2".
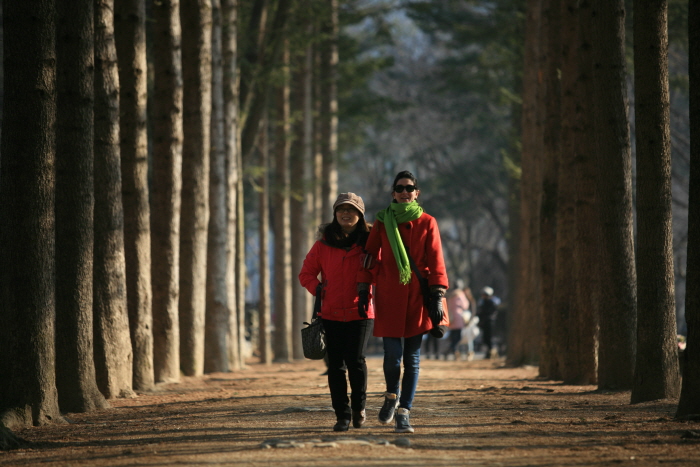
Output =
[
  {"x1": 507, "y1": 0, "x2": 543, "y2": 367},
  {"x1": 290, "y1": 39, "x2": 313, "y2": 360},
  {"x1": 222, "y1": 0, "x2": 242, "y2": 371},
  {"x1": 631, "y1": 0, "x2": 681, "y2": 403},
  {"x1": 115, "y1": 0, "x2": 154, "y2": 392},
  {"x1": 319, "y1": 0, "x2": 338, "y2": 216},
  {"x1": 54, "y1": 0, "x2": 108, "y2": 413},
  {"x1": 205, "y1": 0, "x2": 230, "y2": 374},
  {"x1": 591, "y1": 0, "x2": 637, "y2": 390},
  {"x1": 93, "y1": 0, "x2": 134, "y2": 399},
  {"x1": 179, "y1": 0, "x2": 212, "y2": 377},
  {"x1": 572, "y1": 0, "x2": 599, "y2": 384},
  {"x1": 259, "y1": 116, "x2": 273, "y2": 365},
  {"x1": 273, "y1": 46, "x2": 293, "y2": 362},
  {"x1": 151, "y1": 0, "x2": 183, "y2": 383},
  {"x1": 538, "y1": 0, "x2": 561, "y2": 380},
  {"x1": 0, "y1": 0, "x2": 62, "y2": 434},
  {"x1": 676, "y1": 0, "x2": 700, "y2": 418},
  {"x1": 555, "y1": 0, "x2": 582, "y2": 384}
]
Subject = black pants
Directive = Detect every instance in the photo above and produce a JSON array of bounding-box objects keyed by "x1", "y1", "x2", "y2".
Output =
[
  {"x1": 480, "y1": 321, "x2": 493, "y2": 355},
  {"x1": 322, "y1": 318, "x2": 374, "y2": 421}
]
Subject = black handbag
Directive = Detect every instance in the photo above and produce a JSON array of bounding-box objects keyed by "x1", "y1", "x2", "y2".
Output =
[{"x1": 301, "y1": 284, "x2": 326, "y2": 360}]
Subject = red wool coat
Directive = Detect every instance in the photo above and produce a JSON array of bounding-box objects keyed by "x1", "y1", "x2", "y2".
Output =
[
  {"x1": 358, "y1": 212, "x2": 449, "y2": 338},
  {"x1": 299, "y1": 239, "x2": 375, "y2": 321}
]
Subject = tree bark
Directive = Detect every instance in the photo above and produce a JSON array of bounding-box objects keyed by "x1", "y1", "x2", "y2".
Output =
[
  {"x1": 259, "y1": 116, "x2": 273, "y2": 365},
  {"x1": 591, "y1": 0, "x2": 637, "y2": 390},
  {"x1": 151, "y1": 0, "x2": 183, "y2": 383},
  {"x1": 572, "y1": 0, "x2": 599, "y2": 384},
  {"x1": 555, "y1": 0, "x2": 582, "y2": 383},
  {"x1": 538, "y1": 0, "x2": 561, "y2": 380},
  {"x1": 179, "y1": 0, "x2": 212, "y2": 377},
  {"x1": 676, "y1": 0, "x2": 700, "y2": 418},
  {"x1": 0, "y1": 0, "x2": 62, "y2": 434},
  {"x1": 290, "y1": 38, "x2": 313, "y2": 360},
  {"x1": 222, "y1": 0, "x2": 242, "y2": 371},
  {"x1": 115, "y1": 0, "x2": 154, "y2": 391},
  {"x1": 507, "y1": 0, "x2": 543, "y2": 367},
  {"x1": 54, "y1": 0, "x2": 109, "y2": 413},
  {"x1": 319, "y1": 0, "x2": 339, "y2": 217},
  {"x1": 93, "y1": 0, "x2": 134, "y2": 399},
  {"x1": 631, "y1": 0, "x2": 681, "y2": 403},
  {"x1": 205, "y1": 0, "x2": 230, "y2": 373},
  {"x1": 273, "y1": 44, "x2": 293, "y2": 362}
]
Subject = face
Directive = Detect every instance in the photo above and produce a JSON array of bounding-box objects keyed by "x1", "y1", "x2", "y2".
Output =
[
  {"x1": 335, "y1": 204, "x2": 361, "y2": 232},
  {"x1": 392, "y1": 177, "x2": 420, "y2": 203}
]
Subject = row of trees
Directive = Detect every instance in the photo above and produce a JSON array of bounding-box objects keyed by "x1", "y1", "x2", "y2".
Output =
[
  {"x1": 1, "y1": 0, "x2": 698, "y2": 448},
  {"x1": 0, "y1": 0, "x2": 375, "y2": 447},
  {"x1": 507, "y1": 0, "x2": 698, "y2": 416}
]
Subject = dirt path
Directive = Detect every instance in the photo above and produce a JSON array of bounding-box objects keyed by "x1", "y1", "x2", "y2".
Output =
[{"x1": 4, "y1": 356, "x2": 700, "y2": 466}]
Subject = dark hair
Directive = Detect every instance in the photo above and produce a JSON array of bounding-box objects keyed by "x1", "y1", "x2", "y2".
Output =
[
  {"x1": 318, "y1": 215, "x2": 372, "y2": 248},
  {"x1": 392, "y1": 170, "x2": 419, "y2": 191}
]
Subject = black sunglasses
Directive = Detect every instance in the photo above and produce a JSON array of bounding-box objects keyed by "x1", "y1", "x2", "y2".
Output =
[{"x1": 394, "y1": 184, "x2": 417, "y2": 193}]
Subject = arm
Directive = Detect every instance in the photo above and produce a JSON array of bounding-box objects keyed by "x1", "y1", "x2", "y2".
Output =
[
  {"x1": 298, "y1": 241, "x2": 323, "y2": 295},
  {"x1": 357, "y1": 221, "x2": 383, "y2": 284},
  {"x1": 425, "y1": 216, "x2": 449, "y2": 289}
]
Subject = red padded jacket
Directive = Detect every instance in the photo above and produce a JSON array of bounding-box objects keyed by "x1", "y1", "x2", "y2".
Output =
[{"x1": 299, "y1": 238, "x2": 375, "y2": 322}]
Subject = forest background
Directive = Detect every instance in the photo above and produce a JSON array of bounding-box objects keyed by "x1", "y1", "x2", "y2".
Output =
[{"x1": 0, "y1": 0, "x2": 699, "y2": 449}]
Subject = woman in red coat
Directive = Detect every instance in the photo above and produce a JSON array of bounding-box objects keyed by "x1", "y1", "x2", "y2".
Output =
[
  {"x1": 299, "y1": 193, "x2": 375, "y2": 432},
  {"x1": 359, "y1": 170, "x2": 449, "y2": 434}
]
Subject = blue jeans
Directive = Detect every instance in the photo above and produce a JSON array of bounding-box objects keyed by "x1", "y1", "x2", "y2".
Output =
[{"x1": 382, "y1": 334, "x2": 423, "y2": 410}]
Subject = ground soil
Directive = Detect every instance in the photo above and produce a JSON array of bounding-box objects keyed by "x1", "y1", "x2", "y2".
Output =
[{"x1": 3, "y1": 355, "x2": 700, "y2": 466}]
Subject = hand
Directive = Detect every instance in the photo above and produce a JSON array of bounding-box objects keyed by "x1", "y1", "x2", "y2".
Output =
[
  {"x1": 428, "y1": 290, "x2": 444, "y2": 327},
  {"x1": 358, "y1": 289, "x2": 369, "y2": 318}
]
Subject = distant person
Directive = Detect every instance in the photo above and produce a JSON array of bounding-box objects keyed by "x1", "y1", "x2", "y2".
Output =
[
  {"x1": 445, "y1": 283, "x2": 469, "y2": 360},
  {"x1": 358, "y1": 170, "x2": 449, "y2": 434},
  {"x1": 460, "y1": 286, "x2": 479, "y2": 360},
  {"x1": 477, "y1": 286, "x2": 499, "y2": 358},
  {"x1": 299, "y1": 193, "x2": 375, "y2": 432}
]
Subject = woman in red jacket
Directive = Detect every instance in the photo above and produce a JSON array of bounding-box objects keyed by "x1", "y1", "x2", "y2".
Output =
[
  {"x1": 359, "y1": 170, "x2": 449, "y2": 434},
  {"x1": 298, "y1": 192, "x2": 375, "y2": 432}
]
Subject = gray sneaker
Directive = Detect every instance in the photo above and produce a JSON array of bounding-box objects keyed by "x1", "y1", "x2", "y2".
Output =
[
  {"x1": 378, "y1": 392, "x2": 399, "y2": 425},
  {"x1": 394, "y1": 407, "x2": 414, "y2": 433}
]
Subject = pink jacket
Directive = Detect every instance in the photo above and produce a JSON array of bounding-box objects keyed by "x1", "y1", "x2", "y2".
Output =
[
  {"x1": 299, "y1": 239, "x2": 375, "y2": 322},
  {"x1": 447, "y1": 289, "x2": 469, "y2": 330}
]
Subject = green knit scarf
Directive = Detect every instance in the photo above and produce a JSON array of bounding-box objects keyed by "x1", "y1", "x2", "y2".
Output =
[{"x1": 375, "y1": 201, "x2": 424, "y2": 285}]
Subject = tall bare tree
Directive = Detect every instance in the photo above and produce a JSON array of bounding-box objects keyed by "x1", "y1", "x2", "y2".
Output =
[
  {"x1": 205, "y1": 0, "x2": 230, "y2": 373},
  {"x1": 93, "y1": 0, "x2": 134, "y2": 398},
  {"x1": 538, "y1": 0, "x2": 561, "y2": 380},
  {"x1": 151, "y1": 0, "x2": 184, "y2": 383},
  {"x1": 555, "y1": 0, "x2": 582, "y2": 383},
  {"x1": 319, "y1": 0, "x2": 338, "y2": 216},
  {"x1": 290, "y1": 34, "x2": 313, "y2": 360},
  {"x1": 0, "y1": 0, "x2": 61, "y2": 444},
  {"x1": 591, "y1": 0, "x2": 637, "y2": 390},
  {"x1": 179, "y1": 0, "x2": 213, "y2": 377},
  {"x1": 222, "y1": 0, "x2": 243, "y2": 370},
  {"x1": 631, "y1": 0, "x2": 681, "y2": 403},
  {"x1": 259, "y1": 115, "x2": 273, "y2": 364},
  {"x1": 54, "y1": 0, "x2": 108, "y2": 412},
  {"x1": 273, "y1": 43, "x2": 293, "y2": 361},
  {"x1": 572, "y1": 0, "x2": 599, "y2": 383},
  {"x1": 676, "y1": 0, "x2": 700, "y2": 418},
  {"x1": 115, "y1": 0, "x2": 154, "y2": 391},
  {"x1": 507, "y1": 0, "x2": 543, "y2": 367}
]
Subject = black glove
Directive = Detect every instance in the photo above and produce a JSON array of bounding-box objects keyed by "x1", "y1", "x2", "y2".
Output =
[
  {"x1": 358, "y1": 289, "x2": 369, "y2": 318},
  {"x1": 428, "y1": 290, "x2": 445, "y2": 327}
]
